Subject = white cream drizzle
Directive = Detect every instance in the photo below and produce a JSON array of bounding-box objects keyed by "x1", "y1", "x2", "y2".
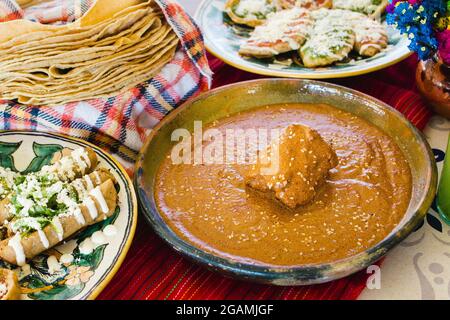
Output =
[
  {"x1": 91, "y1": 231, "x2": 107, "y2": 246},
  {"x1": 60, "y1": 253, "x2": 74, "y2": 264},
  {"x1": 8, "y1": 234, "x2": 25, "y2": 266},
  {"x1": 38, "y1": 229, "x2": 49, "y2": 249},
  {"x1": 67, "y1": 224, "x2": 117, "y2": 259},
  {"x1": 93, "y1": 171, "x2": 101, "y2": 184},
  {"x1": 89, "y1": 187, "x2": 109, "y2": 214},
  {"x1": 73, "y1": 207, "x2": 85, "y2": 226},
  {"x1": 83, "y1": 197, "x2": 98, "y2": 220},
  {"x1": 52, "y1": 216, "x2": 64, "y2": 241},
  {"x1": 56, "y1": 186, "x2": 86, "y2": 226},
  {"x1": 84, "y1": 175, "x2": 94, "y2": 191}
]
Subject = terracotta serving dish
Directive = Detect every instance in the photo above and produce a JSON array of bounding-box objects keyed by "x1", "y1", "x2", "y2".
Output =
[{"x1": 135, "y1": 79, "x2": 437, "y2": 285}]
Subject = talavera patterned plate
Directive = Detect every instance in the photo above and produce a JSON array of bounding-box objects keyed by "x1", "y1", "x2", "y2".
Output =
[
  {"x1": 0, "y1": 131, "x2": 137, "y2": 300},
  {"x1": 195, "y1": 0, "x2": 411, "y2": 79}
]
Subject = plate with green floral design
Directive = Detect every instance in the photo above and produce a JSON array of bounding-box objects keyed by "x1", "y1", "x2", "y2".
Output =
[
  {"x1": 0, "y1": 131, "x2": 137, "y2": 300},
  {"x1": 195, "y1": 0, "x2": 411, "y2": 78}
]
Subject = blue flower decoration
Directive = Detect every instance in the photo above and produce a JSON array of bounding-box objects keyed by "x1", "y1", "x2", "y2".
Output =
[{"x1": 386, "y1": 0, "x2": 448, "y2": 60}]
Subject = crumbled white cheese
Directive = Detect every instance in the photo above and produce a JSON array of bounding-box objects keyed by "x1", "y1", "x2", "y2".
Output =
[
  {"x1": 333, "y1": 0, "x2": 380, "y2": 15},
  {"x1": 8, "y1": 233, "x2": 25, "y2": 266},
  {"x1": 41, "y1": 148, "x2": 90, "y2": 181},
  {"x1": 244, "y1": 7, "x2": 313, "y2": 52},
  {"x1": 0, "y1": 167, "x2": 18, "y2": 198},
  {"x1": 235, "y1": 0, "x2": 267, "y2": 16},
  {"x1": 11, "y1": 217, "x2": 43, "y2": 234},
  {"x1": 46, "y1": 181, "x2": 64, "y2": 195},
  {"x1": 72, "y1": 179, "x2": 88, "y2": 199}
]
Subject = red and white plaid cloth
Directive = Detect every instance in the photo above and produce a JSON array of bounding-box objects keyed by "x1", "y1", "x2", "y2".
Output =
[{"x1": 0, "y1": 0, "x2": 212, "y2": 171}]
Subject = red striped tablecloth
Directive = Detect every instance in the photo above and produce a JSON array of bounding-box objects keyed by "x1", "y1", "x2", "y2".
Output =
[{"x1": 98, "y1": 54, "x2": 432, "y2": 300}]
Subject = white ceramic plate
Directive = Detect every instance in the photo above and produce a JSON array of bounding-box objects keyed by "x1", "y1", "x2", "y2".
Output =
[{"x1": 195, "y1": 0, "x2": 411, "y2": 79}]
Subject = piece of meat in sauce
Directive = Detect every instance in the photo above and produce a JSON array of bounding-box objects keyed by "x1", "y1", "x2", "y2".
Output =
[{"x1": 245, "y1": 124, "x2": 338, "y2": 208}]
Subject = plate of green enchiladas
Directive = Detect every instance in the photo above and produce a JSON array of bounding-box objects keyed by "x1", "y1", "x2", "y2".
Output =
[
  {"x1": 0, "y1": 131, "x2": 137, "y2": 300},
  {"x1": 195, "y1": 0, "x2": 411, "y2": 78}
]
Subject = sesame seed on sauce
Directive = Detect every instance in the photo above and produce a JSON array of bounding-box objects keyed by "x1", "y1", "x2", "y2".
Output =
[{"x1": 155, "y1": 103, "x2": 412, "y2": 265}]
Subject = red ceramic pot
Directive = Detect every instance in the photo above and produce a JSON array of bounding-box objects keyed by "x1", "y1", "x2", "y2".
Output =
[{"x1": 416, "y1": 54, "x2": 450, "y2": 119}]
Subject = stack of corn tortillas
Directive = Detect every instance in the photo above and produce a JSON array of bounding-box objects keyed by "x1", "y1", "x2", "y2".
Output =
[{"x1": 0, "y1": 0, "x2": 179, "y2": 106}]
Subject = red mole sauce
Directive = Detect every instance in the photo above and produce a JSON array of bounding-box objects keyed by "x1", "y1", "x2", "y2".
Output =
[{"x1": 155, "y1": 103, "x2": 412, "y2": 266}]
